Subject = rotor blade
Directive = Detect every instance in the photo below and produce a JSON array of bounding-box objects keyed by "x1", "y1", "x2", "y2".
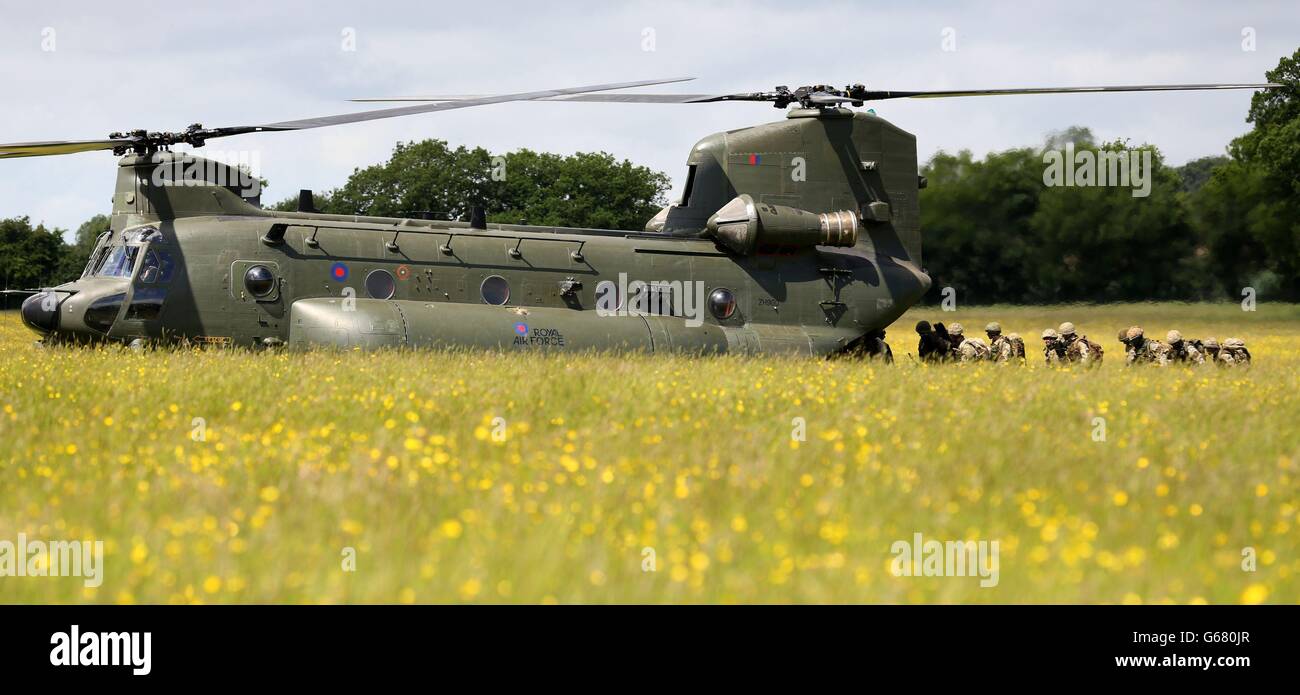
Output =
[
  {"x1": 250, "y1": 77, "x2": 696, "y2": 132},
  {"x1": 859, "y1": 83, "x2": 1284, "y2": 101},
  {"x1": 0, "y1": 77, "x2": 695, "y2": 159},
  {"x1": 0, "y1": 138, "x2": 139, "y2": 159},
  {"x1": 350, "y1": 93, "x2": 719, "y2": 104}
]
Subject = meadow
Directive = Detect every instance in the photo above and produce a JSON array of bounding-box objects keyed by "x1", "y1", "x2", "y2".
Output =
[{"x1": 0, "y1": 302, "x2": 1296, "y2": 604}]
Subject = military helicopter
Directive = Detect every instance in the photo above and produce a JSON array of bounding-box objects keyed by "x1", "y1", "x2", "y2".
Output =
[{"x1": 3, "y1": 76, "x2": 1280, "y2": 355}]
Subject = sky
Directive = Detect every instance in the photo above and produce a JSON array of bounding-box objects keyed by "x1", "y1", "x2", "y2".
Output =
[{"x1": 0, "y1": 0, "x2": 1296, "y2": 238}]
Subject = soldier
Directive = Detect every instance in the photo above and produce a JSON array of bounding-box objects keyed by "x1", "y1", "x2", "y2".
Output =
[
  {"x1": 1120, "y1": 326, "x2": 1169, "y2": 366},
  {"x1": 1201, "y1": 337, "x2": 1222, "y2": 365},
  {"x1": 1041, "y1": 328, "x2": 1065, "y2": 365},
  {"x1": 877, "y1": 328, "x2": 894, "y2": 364},
  {"x1": 1164, "y1": 330, "x2": 1205, "y2": 365},
  {"x1": 948, "y1": 322, "x2": 989, "y2": 362},
  {"x1": 1220, "y1": 337, "x2": 1252, "y2": 366},
  {"x1": 934, "y1": 322, "x2": 955, "y2": 359},
  {"x1": 1058, "y1": 322, "x2": 1103, "y2": 366},
  {"x1": 984, "y1": 322, "x2": 1025, "y2": 364},
  {"x1": 915, "y1": 320, "x2": 950, "y2": 363}
]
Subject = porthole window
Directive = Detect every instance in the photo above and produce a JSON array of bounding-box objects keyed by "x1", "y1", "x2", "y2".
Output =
[
  {"x1": 480, "y1": 275, "x2": 510, "y2": 305},
  {"x1": 709, "y1": 287, "x2": 737, "y2": 320},
  {"x1": 244, "y1": 265, "x2": 276, "y2": 297},
  {"x1": 366, "y1": 269, "x2": 396, "y2": 299}
]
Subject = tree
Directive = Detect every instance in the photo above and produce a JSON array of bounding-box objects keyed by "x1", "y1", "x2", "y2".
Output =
[
  {"x1": 56, "y1": 213, "x2": 111, "y2": 280},
  {"x1": 919, "y1": 147, "x2": 1042, "y2": 304},
  {"x1": 0, "y1": 217, "x2": 72, "y2": 289},
  {"x1": 270, "y1": 139, "x2": 671, "y2": 231},
  {"x1": 1174, "y1": 155, "x2": 1228, "y2": 194},
  {"x1": 1029, "y1": 140, "x2": 1207, "y2": 302},
  {"x1": 1188, "y1": 48, "x2": 1300, "y2": 300},
  {"x1": 920, "y1": 131, "x2": 1210, "y2": 304}
]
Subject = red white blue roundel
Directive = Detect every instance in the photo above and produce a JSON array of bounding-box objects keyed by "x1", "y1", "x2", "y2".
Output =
[
  {"x1": 513, "y1": 322, "x2": 528, "y2": 335},
  {"x1": 330, "y1": 262, "x2": 349, "y2": 282}
]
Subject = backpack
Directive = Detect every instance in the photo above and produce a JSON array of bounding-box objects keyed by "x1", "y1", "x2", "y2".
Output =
[
  {"x1": 1005, "y1": 333, "x2": 1026, "y2": 360},
  {"x1": 1084, "y1": 337, "x2": 1104, "y2": 362},
  {"x1": 961, "y1": 337, "x2": 990, "y2": 361}
]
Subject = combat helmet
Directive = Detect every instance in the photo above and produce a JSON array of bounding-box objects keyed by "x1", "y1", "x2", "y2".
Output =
[
  {"x1": 1041, "y1": 328, "x2": 1059, "y2": 341},
  {"x1": 1166, "y1": 329, "x2": 1183, "y2": 344},
  {"x1": 915, "y1": 320, "x2": 932, "y2": 334},
  {"x1": 949, "y1": 323, "x2": 965, "y2": 336},
  {"x1": 1058, "y1": 322, "x2": 1076, "y2": 337},
  {"x1": 985, "y1": 322, "x2": 1001, "y2": 334}
]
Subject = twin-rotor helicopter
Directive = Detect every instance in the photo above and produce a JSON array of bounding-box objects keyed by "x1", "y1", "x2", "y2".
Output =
[{"x1": 3, "y1": 75, "x2": 1280, "y2": 355}]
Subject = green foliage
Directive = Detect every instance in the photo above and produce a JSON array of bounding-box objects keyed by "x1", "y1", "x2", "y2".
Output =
[
  {"x1": 57, "y1": 213, "x2": 110, "y2": 280},
  {"x1": 270, "y1": 140, "x2": 671, "y2": 231},
  {"x1": 1189, "y1": 48, "x2": 1300, "y2": 300},
  {"x1": 921, "y1": 135, "x2": 1210, "y2": 303},
  {"x1": 1174, "y1": 156, "x2": 1229, "y2": 194},
  {"x1": 0, "y1": 217, "x2": 74, "y2": 289},
  {"x1": 921, "y1": 48, "x2": 1300, "y2": 304}
]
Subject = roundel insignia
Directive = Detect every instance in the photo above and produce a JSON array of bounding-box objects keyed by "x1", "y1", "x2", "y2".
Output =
[
  {"x1": 330, "y1": 261, "x2": 349, "y2": 282},
  {"x1": 396, "y1": 264, "x2": 411, "y2": 280},
  {"x1": 513, "y1": 322, "x2": 529, "y2": 335}
]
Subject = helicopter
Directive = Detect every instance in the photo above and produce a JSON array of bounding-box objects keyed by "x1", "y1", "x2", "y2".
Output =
[{"x1": 3, "y1": 76, "x2": 1281, "y2": 356}]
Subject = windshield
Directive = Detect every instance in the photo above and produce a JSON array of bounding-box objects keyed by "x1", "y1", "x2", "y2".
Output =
[
  {"x1": 81, "y1": 231, "x2": 112, "y2": 279},
  {"x1": 97, "y1": 245, "x2": 140, "y2": 278}
]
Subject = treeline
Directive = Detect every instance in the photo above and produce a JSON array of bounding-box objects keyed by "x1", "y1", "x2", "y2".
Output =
[
  {"x1": 921, "y1": 49, "x2": 1299, "y2": 303},
  {"x1": 269, "y1": 141, "x2": 672, "y2": 232},
  {"x1": 0, "y1": 214, "x2": 106, "y2": 291}
]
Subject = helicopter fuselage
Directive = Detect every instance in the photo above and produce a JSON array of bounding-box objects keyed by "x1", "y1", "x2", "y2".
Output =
[{"x1": 22, "y1": 108, "x2": 932, "y2": 355}]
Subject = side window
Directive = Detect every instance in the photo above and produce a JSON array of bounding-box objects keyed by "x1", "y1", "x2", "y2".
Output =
[{"x1": 138, "y1": 249, "x2": 175, "y2": 284}]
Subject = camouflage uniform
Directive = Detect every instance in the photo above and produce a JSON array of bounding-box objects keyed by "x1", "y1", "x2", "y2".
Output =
[
  {"x1": 984, "y1": 322, "x2": 1024, "y2": 364},
  {"x1": 1201, "y1": 337, "x2": 1223, "y2": 366},
  {"x1": 948, "y1": 323, "x2": 989, "y2": 362},
  {"x1": 1121, "y1": 326, "x2": 1170, "y2": 366},
  {"x1": 1219, "y1": 337, "x2": 1252, "y2": 366},
  {"x1": 1041, "y1": 328, "x2": 1065, "y2": 365},
  {"x1": 1164, "y1": 330, "x2": 1205, "y2": 365},
  {"x1": 1058, "y1": 322, "x2": 1103, "y2": 366}
]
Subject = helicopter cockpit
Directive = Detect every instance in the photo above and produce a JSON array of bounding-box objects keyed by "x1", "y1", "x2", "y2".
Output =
[{"x1": 21, "y1": 225, "x2": 176, "y2": 341}]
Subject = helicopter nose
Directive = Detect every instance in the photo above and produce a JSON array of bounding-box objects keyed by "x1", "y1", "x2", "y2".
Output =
[{"x1": 20, "y1": 292, "x2": 59, "y2": 334}]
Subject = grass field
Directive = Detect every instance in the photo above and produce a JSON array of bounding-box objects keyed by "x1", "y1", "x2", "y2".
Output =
[{"x1": 0, "y1": 302, "x2": 1297, "y2": 604}]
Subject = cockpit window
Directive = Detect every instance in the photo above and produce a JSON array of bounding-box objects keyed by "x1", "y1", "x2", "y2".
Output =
[
  {"x1": 124, "y1": 226, "x2": 162, "y2": 244},
  {"x1": 81, "y1": 231, "x2": 113, "y2": 279},
  {"x1": 139, "y1": 249, "x2": 175, "y2": 283},
  {"x1": 97, "y1": 245, "x2": 140, "y2": 278}
]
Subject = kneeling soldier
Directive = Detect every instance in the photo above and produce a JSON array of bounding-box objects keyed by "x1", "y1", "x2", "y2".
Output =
[
  {"x1": 1042, "y1": 328, "x2": 1065, "y2": 365},
  {"x1": 1164, "y1": 330, "x2": 1205, "y2": 365},
  {"x1": 984, "y1": 322, "x2": 1025, "y2": 364},
  {"x1": 1121, "y1": 326, "x2": 1170, "y2": 366},
  {"x1": 1220, "y1": 337, "x2": 1252, "y2": 366},
  {"x1": 1058, "y1": 322, "x2": 1103, "y2": 366},
  {"x1": 916, "y1": 320, "x2": 951, "y2": 363},
  {"x1": 948, "y1": 323, "x2": 990, "y2": 362}
]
